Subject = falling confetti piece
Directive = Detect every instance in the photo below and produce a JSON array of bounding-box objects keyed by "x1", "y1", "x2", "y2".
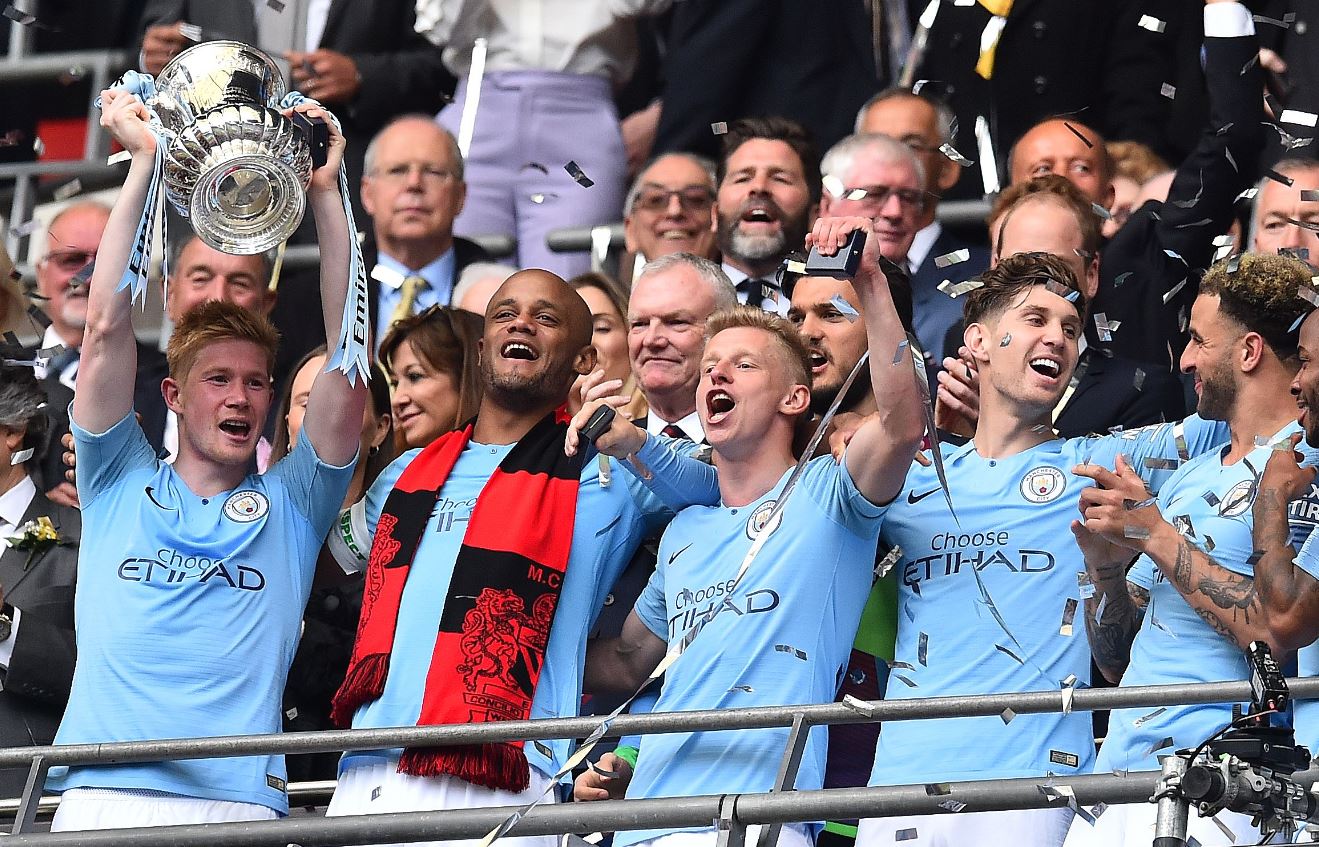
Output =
[
  {"x1": 711, "y1": 121, "x2": 728, "y2": 135},
  {"x1": 1291, "y1": 312, "x2": 1308, "y2": 333},
  {"x1": 1298, "y1": 286, "x2": 1319, "y2": 308},
  {"x1": 895, "y1": 829, "x2": 919, "y2": 842},
  {"x1": 266, "y1": 0, "x2": 285, "y2": 9},
  {"x1": 1077, "y1": 572, "x2": 1095, "y2": 600},
  {"x1": 1288, "y1": 217, "x2": 1319, "y2": 232},
  {"x1": 893, "y1": 674, "x2": 918, "y2": 688},
  {"x1": 937, "y1": 278, "x2": 983, "y2": 298},
  {"x1": 831, "y1": 294, "x2": 860, "y2": 322},
  {"x1": 1000, "y1": 707, "x2": 1017, "y2": 724},
  {"x1": 1124, "y1": 526, "x2": 1151, "y2": 540},
  {"x1": 1059, "y1": 598, "x2": 1078, "y2": 637},
  {"x1": 1132, "y1": 369, "x2": 1146, "y2": 391},
  {"x1": 565, "y1": 161, "x2": 594, "y2": 188},
  {"x1": 521, "y1": 162, "x2": 549, "y2": 174},
  {"x1": 107, "y1": 150, "x2": 131, "y2": 165},
  {"x1": 924, "y1": 783, "x2": 952, "y2": 796},
  {"x1": 1137, "y1": 14, "x2": 1166, "y2": 33},
  {"x1": 1124, "y1": 496, "x2": 1156, "y2": 510},
  {"x1": 1134, "y1": 707, "x2": 1167, "y2": 727},
  {"x1": 1145, "y1": 736, "x2": 1176, "y2": 756},
  {"x1": 1302, "y1": 190, "x2": 1319, "y2": 202},
  {"x1": 1234, "y1": 187, "x2": 1259, "y2": 203},
  {"x1": 875, "y1": 546, "x2": 902, "y2": 579},
  {"x1": 1267, "y1": 169, "x2": 1296, "y2": 187},
  {"x1": 938, "y1": 799, "x2": 967, "y2": 812},
  {"x1": 1253, "y1": 12, "x2": 1297, "y2": 28},
  {"x1": 31, "y1": 136, "x2": 44, "y2": 156},
  {"x1": 1160, "y1": 83, "x2": 1176, "y2": 99},
  {"x1": 892, "y1": 339, "x2": 910, "y2": 365},
  {"x1": 934, "y1": 248, "x2": 970, "y2": 268},
  {"x1": 918, "y1": 632, "x2": 929, "y2": 665},
  {"x1": 822, "y1": 174, "x2": 845, "y2": 199},
  {"x1": 53, "y1": 179, "x2": 82, "y2": 201},
  {"x1": 993, "y1": 643, "x2": 1024, "y2": 664},
  {"x1": 1162, "y1": 278, "x2": 1188, "y2": 305},
  {"x1": 1281, "y1": 110, "x2": 1319, "y2": 128},
  {"x1": 1143, "y1": 457, "x2": 1179, "y2": 470},
  {"x1": 178, "y1": 22, "x2": 202, "y2": 41},
  {"x1": 842, "y1": 694, "x2": 877, "y2": 717},
  {"x1": 1114, "y1": 271, "x2": 1132, "y2": 287},
  {"x1": 727, "y1": 685, "x2": 754, "y2": 694},
  {"x1": 999, "y1": 333, "x2": 1012, "y2": 347},
  {"x1": 774, "y1": 644, "x2": 807, "y2": 661},
  {"x1": 1064, "y1": 122, "x2": 1095, "y2": 148},
  {"x1": 939, "y1": 142, "x2": 973, "y2": 167},
  {"x1": 590, "y1": 761, "x2": 620, "y2": 778}
]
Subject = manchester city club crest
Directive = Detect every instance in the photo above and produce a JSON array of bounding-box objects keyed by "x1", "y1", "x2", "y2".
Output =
[
  {"x1": 746, "y1": 500, "x2": 783, "y2": 540},
  {"x1": 1020, "y1": 467, "x2": 1066, "y2": 504},
  {"x1": 1218, "y1": 479, "x2": 1255, "y2": 517},
  {"x1": 222, "y1": 490, "x2": 269, "y2": 523}
]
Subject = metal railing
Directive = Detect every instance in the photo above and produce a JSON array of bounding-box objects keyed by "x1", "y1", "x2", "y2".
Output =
[{"x1": 1, "y1": 677, "x2": 1316, "y2": 844}]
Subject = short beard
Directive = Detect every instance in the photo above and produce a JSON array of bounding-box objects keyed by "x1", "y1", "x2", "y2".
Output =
[
  {"x1": 716, "y1": 207, "x2": 811, "y2": 267},
  {"x1": 1196, "y1": 365, "x2": 1237, "y2": 422},
  {"x1": 481, "y1": 354, "x2": 573, "y2": 414},
  {"x1": 810, "y1": 367, "x2": 871, "y2": 415}
]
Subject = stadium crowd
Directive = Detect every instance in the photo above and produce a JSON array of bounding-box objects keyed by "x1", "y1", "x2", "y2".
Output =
[{"x1": 6, "y1": 0, "x2": 1319, "y2": 845}]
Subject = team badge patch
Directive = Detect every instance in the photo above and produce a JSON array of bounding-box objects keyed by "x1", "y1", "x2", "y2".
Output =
[
  {"x1": 223, "y1": 490, "x2": 269, "y2": 523},
  {"x1": 1219, "y1": 479, "x2": 1255, "y2": 517},
  {"x1": 746, "y1": 499, "x2": 783, "y2": 540},
  {"x1": 1020, "y1": 467, "x2": 1066, "y2": 504}
]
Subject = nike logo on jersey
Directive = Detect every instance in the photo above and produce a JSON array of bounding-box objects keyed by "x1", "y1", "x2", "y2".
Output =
[
  {"x1": 907, "y1": 487, "x2": 940, "y2": 504},
  {"x1": 668, "y1": 543, "x2": 693, "y2": 564}
]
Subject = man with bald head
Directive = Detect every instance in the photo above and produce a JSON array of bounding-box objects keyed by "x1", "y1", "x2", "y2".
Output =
[
  {"x1": 325, "y1": 269, "x2": 716, "y2": 837},
  {"x1": 1005, "y1": 1, "x2": 1263, "y2": 369}
]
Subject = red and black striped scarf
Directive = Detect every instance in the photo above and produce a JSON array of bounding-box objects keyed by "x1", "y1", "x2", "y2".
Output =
[{"x1": 330, "y1": 410, "x2": 583, "y2": 791}]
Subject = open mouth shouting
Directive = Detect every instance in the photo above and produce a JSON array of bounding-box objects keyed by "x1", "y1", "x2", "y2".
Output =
[
  {"x1": 739, "y1": 201, "x2": 782, "y2": 232},
  {"x1": 706, "y1": 389, "x2": 737, "y2": 425},
  {"x1": 1028, "y1": 356, "x2": 1062, "y2": 381},
  {"x1": 807, "y1": 348, "x2": 830, "y2": 376},
  {"x1": 501, "y1": 340, "x2": 540, "y2": 362},
  {"x1": 218, "y1": 418, "x2": 253, "y2": 443}
]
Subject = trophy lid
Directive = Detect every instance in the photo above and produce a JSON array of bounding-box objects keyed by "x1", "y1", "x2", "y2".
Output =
[{"x1": 151, "y1": 41, "x2": 288, "y2": 131}]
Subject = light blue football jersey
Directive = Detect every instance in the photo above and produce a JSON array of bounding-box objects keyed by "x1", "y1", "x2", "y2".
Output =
[
  {"x1": 1097, "y1": 422, "x2": 1319, "y2": 774},
  {"x1": 616, "y1": 456, "x2": 885, "y2": 847},
  {"x1": 870, "y1": 417, "x2": 1230, "y2": 785},
  {"x1": 48, "y1": 412, "x2": 353, "y2": 813},
  {"x1": 341, "y1": 435, "x2": 712, "y2": 780}
]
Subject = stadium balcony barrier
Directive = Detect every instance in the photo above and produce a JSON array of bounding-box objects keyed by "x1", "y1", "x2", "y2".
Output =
[{"x1": 0, "y1": 676, "x2": 1316, "y2": 845}]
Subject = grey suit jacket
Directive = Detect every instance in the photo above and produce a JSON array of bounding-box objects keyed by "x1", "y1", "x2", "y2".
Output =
[{"x1": 0, "y1": 488, "x2": 80, "y2": 798}]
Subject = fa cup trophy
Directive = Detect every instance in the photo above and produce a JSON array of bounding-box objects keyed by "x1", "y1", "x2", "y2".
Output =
[{"x1": 148, "y1": 40, "x2": 312, "y2": 254}]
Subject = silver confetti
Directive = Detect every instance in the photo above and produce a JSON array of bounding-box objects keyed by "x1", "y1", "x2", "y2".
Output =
[
  {"x1": 1124, "y1": 496, "x2": 1156, "y2": 510},
  {"x1": 1132, "y1": 368, "x2": 1146, "y2": 391},
  {"x1": 1137, "y1": 14, "x2": 1166, "y2": 33},
  {"x1": 1124, "y1": 526, "x2": 1151, "y2": 540},
  {"x1": 1160, "y1": 83, "x2": 1176, "y2": 99},
  {"x1": 895, "y1": 829, "x2": 918, "y2": 842},
  {"x1": 1077, "y1": 572, "x2": 1095, "y2": 600},
  {"x1": 590, "y1": 761, "x2": 621, "y2": 778},
  {"x1": 994, "y1": 643, "x2": 1024, "y2": 664},
  {"x1": 822, "y1": 174, "x2": 846, "y2": 199},
  {"x1": 842, "y1": 694, "x2": 877, "y2": 717},
  {"x1": 53, "y1": 179, "x2": 82, "y2": 201},
  {"x1": 925, "y1": 783, "x2": 952, "y2": 796},
  {"x1": 1091, "y1": 202, "x2": 1111, "y2": 221},
  {"x1": 1234, "y1": 187, "x2": 1259, "y2": 203},
  {"x1": 934, "y1": 248, "x2": 971, "y2": 268},
  {"x1": 1000, "y1": 707, "x2": 1017, "y2": 725},
  {"x1": 774, "y1": 644, "x2": 807, "y2": 661},
  {"x1": 999, "y1": 333, "x2": 1012, "y2": 347},
  {"x1": 1210, "y1": 815, "x2": 1236, "y2": 842},
  {"x1": 1134, "y1": 707, "x2": 1167, "y2": 727},
  {"x1": 830, "y1": 294, "x2": 860, "y2": 322},
  {"x1": 937, "y1": 278, "x2": 983, "y2": 298},
  {"x1": 1161, "y1": 278, "x2": 1188, "y2": 305},
  {"x1": 1301, "y1": 190, "x2": 1319, "y2": 202},
  {"x1": 1093, "y1": 312, "x2": 1120, "y2": 343},
  {"x1": 711, "y1": 121, "x2": 728, "y2": 135},
  {"x1": 178, "y1": 22, "x2": 202, "y2": 41},
  {"x1": 1281, "y1": 110, "x2": 1319, "y2": 128},
  {"x1": 1059, "y1": 598, "x2": 1078, "y2": 636},
  {"x1": 1146, "y1": 736, "x2": 1176, "y2": 757},
  {"x1": 939, "y1": 142, "x2": 974, "y2": 167},
  {"x1": 565, "y1": 161, "x2": 594, "y2": 188},
  {"x1": 892, "y1": 339, "x2": 910, "y2": 365},
  {"x1": 1291, "y1": 312, "x2": 1308, "y2": 334},
  {"x1": 875, "y1": 546, "x2": 902, "y2": 579},
  {"x1": 938, "y1": 798, "x2": 967, "y2": 813},
  {"x1": 893, "y1": 674, "x2": 918, "y2": 688},
  {"x1": 918, "y1": 632, "x2": 929, "y2": 665},
  {"x1": 1298, "y1": 286, "x2": 1319, "y2": 308},
  {"x1": 1114, "y1": 271, "x2": 1133, "y2": 287}
]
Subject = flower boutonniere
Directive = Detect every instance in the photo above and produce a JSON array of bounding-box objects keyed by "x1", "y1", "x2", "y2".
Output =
[{"x1": 4, "y1": 516, "x2": 73, "y2": 570}]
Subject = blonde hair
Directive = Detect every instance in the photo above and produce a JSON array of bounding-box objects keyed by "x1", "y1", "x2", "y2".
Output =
[
  {"x1": 706, "y1": 305, "x2": 813, "y2": 390},
  {"x1": 166, "y1": 300, "x2": 280, "y2": 384}
]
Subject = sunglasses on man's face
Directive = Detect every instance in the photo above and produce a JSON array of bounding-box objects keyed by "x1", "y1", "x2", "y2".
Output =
[{"x1": 42, "y1": 250, "x2": 95, "y2": 273}]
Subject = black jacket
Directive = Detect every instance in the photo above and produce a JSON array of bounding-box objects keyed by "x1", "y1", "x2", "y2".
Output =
[
  {"x1": 1052, "y1": 349, "x2": 1188, "y2": 439},
  {"x1": 652, "y1": 0, "x2": 879, "y2": 158},
  {"x1": 0, "y1": 489, "x2": 79, "y2": 797},
  {"x1": 1095, "y1": 31, "x2": 1264, "y2": 368}
]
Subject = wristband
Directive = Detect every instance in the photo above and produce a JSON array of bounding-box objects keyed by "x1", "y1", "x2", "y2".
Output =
[{"x1": 611, "y1": 745, "x2": 638, "y2": 770}]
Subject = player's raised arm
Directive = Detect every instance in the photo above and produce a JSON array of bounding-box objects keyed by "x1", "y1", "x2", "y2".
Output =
[
  {"x1": 806, "y1": 216, "x2": 924, "y2": 505},
  {"x1": 294, "y1": 102, "x2": 368, "y2": 468},
  {"x1": 71, "y1": 90, "x2": 155, "y2": 434}
]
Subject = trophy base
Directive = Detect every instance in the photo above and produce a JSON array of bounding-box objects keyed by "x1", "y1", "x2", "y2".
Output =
[{"x1": 189, "y1": 155, "x2": 306, "y2": 255}]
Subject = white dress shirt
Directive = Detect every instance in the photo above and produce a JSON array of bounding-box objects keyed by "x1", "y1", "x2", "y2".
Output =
[
  {"x1": 645, "y1": 409, "x2": 705, "y2": 443},
  {"x1": 906, "y1": 220, "x2": 942, "y2": 274},
  {"x1": 721, "y1": 262, "x2": 791, "y2": 318},
  {"x1": 414, "y1": 0, "x2": 673, "y2": 86}
]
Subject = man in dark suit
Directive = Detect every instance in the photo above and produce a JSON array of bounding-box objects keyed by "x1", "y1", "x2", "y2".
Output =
[
  {"x1": 909, "y1": 0, "x2": 1180, "y2": 200},
  {"x1": 135, "y1": 0, "x2": 454, "y2": 218},
  {"x1": 1006, "y1": 4, "x2": 1263, "y2": 370},
  {"x1": 0, "y1": 367, "x2": 79, "y2": 798},
  {"x1": 273, "y1": 116, "x2": 491, "y2": 366},
  {"x1": 857, "y1": 87, "x2": 989, "y2": 366},
  {"x1": 651, "y1": 0, "x2": 880, "y2": 161}
]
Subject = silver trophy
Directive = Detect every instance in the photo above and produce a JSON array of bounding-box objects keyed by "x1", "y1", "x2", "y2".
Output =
[{"x1": 149, "y1": 41, "x2": 311, "y2": 254}]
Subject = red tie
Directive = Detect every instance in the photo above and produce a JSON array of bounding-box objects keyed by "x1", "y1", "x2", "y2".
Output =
[{"x1": 661, "y1": 424, "x2": 687, "y2": 440}]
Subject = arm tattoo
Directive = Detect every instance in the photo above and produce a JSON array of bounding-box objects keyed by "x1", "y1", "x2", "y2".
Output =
[
  {"x1": 1167, "y1": 538, "x2": 1260, "y2": 649},
  {"x1": 1086, "y1": 582, "x2": 1146, "y2": 677}
]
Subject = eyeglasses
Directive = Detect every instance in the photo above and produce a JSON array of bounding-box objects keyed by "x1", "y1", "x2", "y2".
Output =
[
  {"x1": 631, "y1": 186, "x2": 716, "y2": 213},
  {"x1": 41, "y1": 249, "x2": 95, "y2": 272},
  {"x1": 838, "y1": 185, "x2": 927, "y2": 211},
  {"x1": 371, "y1": 163, "x2": 460, "y2": 185}
]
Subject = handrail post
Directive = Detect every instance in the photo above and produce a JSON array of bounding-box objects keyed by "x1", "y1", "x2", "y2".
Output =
[
  {"x1": 715, "y1": 793, "x2": 746, "y2": 847},
  {"x1": 755, "y1": 712, "x2": 810, "y2": 847},
  {"x1": 10, "y1": 753, "x2": 48, "y2": 835}
]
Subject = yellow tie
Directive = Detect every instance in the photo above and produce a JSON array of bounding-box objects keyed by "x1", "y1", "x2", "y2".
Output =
[
  {"x1": 390, "y1": 275, "x2": 427, "y2": 326},
  {"x1": 975, "y1": 0, "x2": 1014, "y2": 80}
]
